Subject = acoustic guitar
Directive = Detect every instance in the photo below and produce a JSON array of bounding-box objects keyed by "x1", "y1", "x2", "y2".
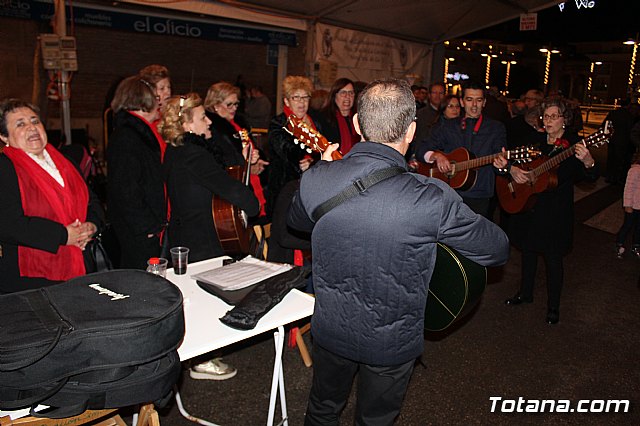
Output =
[
  {"x1": 284, "y1": 118, "x2": 487, "y2": 331},
  {"x1": 212, "y1": 129, "x2": 253, "y2": 254},
  {"x1": 496, "y1": 124, "x2": 612, "y2": 214},
  {"x1": 416, "y1": 146, "x2": 541, "y2": 190}
]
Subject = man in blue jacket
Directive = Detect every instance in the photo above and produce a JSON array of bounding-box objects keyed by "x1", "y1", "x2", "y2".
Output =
[
  {"x1": 416, "y1": 81, "x2": 507, "y2": 218},
  {"x1": 288, "y1": 78, "x2": 510, "y2": 425}
]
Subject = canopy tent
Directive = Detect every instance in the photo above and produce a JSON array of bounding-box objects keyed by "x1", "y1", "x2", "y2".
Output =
[{"x1": 120, "y1": 0, "x2": 559, "y2": 44}]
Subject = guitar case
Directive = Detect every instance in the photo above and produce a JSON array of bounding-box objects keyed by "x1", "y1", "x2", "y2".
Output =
[{"x1": 0, "y1": 270, "x2": 184, "y2": 416}]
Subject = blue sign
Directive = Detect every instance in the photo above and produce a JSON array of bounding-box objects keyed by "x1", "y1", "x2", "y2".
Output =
[{"x1": 2, "y1": 0, "x2": 297, "y2": 46}]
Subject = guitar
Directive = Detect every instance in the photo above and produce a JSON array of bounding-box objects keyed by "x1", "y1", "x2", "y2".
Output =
[
  {"x1": 496, "y1": 124, "x2": 612, "y2": 214},
  {"x1": 416, "y1": 146, "x2": 541, "y2": 190},
  {"x1": 212, "y1": 129, "x2": 253, "y2": 254},
  {"x1": 285, "y1": 116, "x2": 487, "y2": 331},
  {"x1": 283, "y1": 115, "x2": 344, "y2": 160}
]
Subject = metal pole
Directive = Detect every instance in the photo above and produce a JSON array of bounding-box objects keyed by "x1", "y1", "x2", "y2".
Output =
[{"x1": 55, "y1": 0, "x2": 72, "y2": 145}]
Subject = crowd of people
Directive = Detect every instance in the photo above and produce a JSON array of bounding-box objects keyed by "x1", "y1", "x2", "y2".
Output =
[{"x1": 1, "y1": 65, "x2": 638, "y2": 424}]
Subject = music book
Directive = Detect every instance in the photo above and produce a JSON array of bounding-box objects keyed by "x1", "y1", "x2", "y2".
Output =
[{"x1": 191, "y1": 256, "x2": 292, "y2": 291}]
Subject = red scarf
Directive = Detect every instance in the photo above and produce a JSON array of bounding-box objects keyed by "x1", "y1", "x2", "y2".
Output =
[
  {"x1": 4, "y1": 144, "x2": 88, "y2": 281},
  {"x1": 336, "y1": 111, "x2": 359, "y2": 154},
  {"x1": 229, "y1": 119, "x2": 267, "y2": 217}
]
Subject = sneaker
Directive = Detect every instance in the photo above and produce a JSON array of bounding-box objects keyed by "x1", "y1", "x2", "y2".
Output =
[
  {"x1": 616, "y1": 245, "x2": 625, "y2": 259},
  {"x1": 189, "y1": 358, "x2": 237, "y2": 381}
]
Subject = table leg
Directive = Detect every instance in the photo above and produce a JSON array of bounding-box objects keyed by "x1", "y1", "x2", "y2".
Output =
[{"x1": 267, "y1": 325, "x2": 287, "y2": 426}]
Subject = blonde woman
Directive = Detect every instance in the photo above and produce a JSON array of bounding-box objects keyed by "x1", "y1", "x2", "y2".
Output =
[{"x1": 159, "y1": 93, "x2": 258, "y2": 263}]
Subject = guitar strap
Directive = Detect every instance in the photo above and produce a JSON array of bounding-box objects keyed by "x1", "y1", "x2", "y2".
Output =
[{"x1": 311, "y1": 166, "x2": 405, "y2": 222}]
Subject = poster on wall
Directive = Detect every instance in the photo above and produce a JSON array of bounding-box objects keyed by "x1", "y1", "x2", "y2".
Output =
[{"x1": 313, "y1": 23, "x2": 432, "y2": 87}]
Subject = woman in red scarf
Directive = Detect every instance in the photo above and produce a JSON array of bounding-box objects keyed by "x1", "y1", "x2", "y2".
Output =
[
  {"x1": 266, "y1": 76, "x2": 323, "y2": 219},
  {"x1": 318, "y1": 78, "x2": 360, "y2": 154},
  {"x1": 0, "y1": 99, "x2": 101, "y2": 293}
]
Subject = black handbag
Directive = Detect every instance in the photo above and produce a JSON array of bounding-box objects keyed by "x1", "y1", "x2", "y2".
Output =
[{"x1": 86, "y1": 231, "x2": 113, "y2": 273}]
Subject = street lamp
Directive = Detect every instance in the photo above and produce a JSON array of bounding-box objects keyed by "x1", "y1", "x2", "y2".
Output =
[
  {"x1": 540, "y1": 48, "x2": 560, "y2": 92},
  {"x1": 624, "y1": 37, "x2": 638, "y2": 94},
  {"x1": 481, "y1": 53, "x2": 498, "y2": 88},
  {"x1": 586, "y1": 61, "x2": 602, "y2": 104},
  {"x1": 444, "y1": 57, "x2": 454, "y2": 87},
  {"x1": 501, "y1": 60, "x2": 517, "y2": 94}
]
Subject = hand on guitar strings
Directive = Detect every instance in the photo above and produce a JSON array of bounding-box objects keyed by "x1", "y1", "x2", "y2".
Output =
[
  {"x1": 492, "y1": 148, "x2": 509, "y2": 169},
  {"x1": 509, "y1": 165, "x2": 531, "y2": 184},
  {"x1": 432, "y1": 152, "x2": 453, "y2": 174}
]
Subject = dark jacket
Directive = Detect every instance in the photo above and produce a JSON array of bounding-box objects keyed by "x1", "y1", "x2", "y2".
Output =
[
  {"x1": 508, "y1": 131, "x2": 596, "y2": 255},
  {"x1": 107, "y1": 111, "x2": 166, "y2": 269},
  {"x1": 0, "y1": 154, "x2": 104, "y2": 293},
  {"x1": 206, "y1": 111, "x2": 248, "y2": 168},
  {"x1": 266, "y1": 112, "x2": 322, "y2": 218},
  {"x1": 162, "y1": 133, "x2": 259, "y2": 263},
  {"x1": 417, "y1": 115, "x2": 506, "y2": 199},
  {"x1": 288, "y1": 142, "x2": 509, "y2": 365}
]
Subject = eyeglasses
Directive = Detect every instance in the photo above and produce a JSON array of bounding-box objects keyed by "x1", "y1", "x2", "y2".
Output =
[
  {"x1": 289, "y1": 95, "x2": 311, "y2": 102},
  {"x1": 224, "y1": 102, "x2": 240, "y2": 108},
  {"x1": 337, "y1": 90, "x2": 355, "y2": 97},
  {"x1": 447, "y1": 104, "x2": 461, "y2": 108},
  {"x1": 542, "y1": 113, "x2": 562, "y2": 121}
]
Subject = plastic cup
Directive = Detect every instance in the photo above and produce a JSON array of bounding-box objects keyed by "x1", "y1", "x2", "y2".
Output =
[
  {"x1": 147, "y1": 257, "x2": 168, "y2": 278},
  {"x1": 170, "y1": 247, "x2": 189, "y2": 275}
]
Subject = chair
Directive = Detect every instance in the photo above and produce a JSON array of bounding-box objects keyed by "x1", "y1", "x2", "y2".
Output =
[{"x1": 0, "y1": 404, "x2": 158, "y2": 426}]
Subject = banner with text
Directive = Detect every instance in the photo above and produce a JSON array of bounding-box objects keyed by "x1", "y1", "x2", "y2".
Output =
[{"x1": 313, "y1": 23, "x2": 432, "y2": 87}]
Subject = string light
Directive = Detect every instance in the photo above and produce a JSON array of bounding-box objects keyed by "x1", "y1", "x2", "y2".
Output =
[{"x1": 628, "y1": 43, "x2": 637, "y2": 90}]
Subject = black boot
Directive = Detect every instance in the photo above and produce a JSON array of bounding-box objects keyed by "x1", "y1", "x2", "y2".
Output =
[
  {"x1": 504, "y1": 293, "x2": 533, "y2": 306},
  {"x1": 546, "y1": 308, "x2": 560, "y2": 324}
]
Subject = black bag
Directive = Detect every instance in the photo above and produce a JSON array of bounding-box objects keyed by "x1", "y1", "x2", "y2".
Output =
[
  {"x1": 85, "y1": 231, "x2": 114, "y2": 273},
  {"x1": 0, "y1": 270, "x2": 184, "y2": 415}
]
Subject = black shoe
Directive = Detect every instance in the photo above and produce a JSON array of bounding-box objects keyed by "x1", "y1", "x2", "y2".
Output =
[
  {"x1": 505, "y1": 293, "x2": 533, "y2": 305},
  {"x1": 546, "y1": 308, "x2": 559, "y2": 325}
]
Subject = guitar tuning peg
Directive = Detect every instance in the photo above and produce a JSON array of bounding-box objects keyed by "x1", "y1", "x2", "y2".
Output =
[
  {"x1": 300, "y1": 144, "x2": 306, "y2": 150},
  {"x1": 306, "y1": 148, "x2": 312, "y2": 154},
  {"x1": 294, "y1": 138, "x2": 299, "y2": 145}
]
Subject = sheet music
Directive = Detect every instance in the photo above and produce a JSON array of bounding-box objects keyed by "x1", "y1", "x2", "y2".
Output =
[{"x1": 191, "y1": 256, "x2": 292, "y2": 291}]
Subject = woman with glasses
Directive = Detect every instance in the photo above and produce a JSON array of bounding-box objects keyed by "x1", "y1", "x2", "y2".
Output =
[
  {"x1": 317, "y1": 78, "x2": 360, "y2": 154},
  {"x1": 266, "y1": 75, "x2": 322, "y2": 218},
  {"x1": 504, "y1": 98, "x2": 597, "y2": 325},
  {"x1": 204, "y1": 82, "x2": 268, "y2": 217}
]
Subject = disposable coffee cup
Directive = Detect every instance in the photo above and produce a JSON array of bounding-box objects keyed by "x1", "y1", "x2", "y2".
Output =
[{"x1": 170, "y1": 247, "x2": 189, "y2": 275}]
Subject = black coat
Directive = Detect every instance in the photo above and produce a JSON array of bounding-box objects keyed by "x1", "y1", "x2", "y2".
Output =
[
  {"x1": 266, "y1": 112, "x2": 322, "y2": 218},
  {"x1": 508, "y1": 131, "x2": 596, "y2": 254},
  {"x1": 0, "y1": 154, "x2": 103, "y2": 293},
  {"x1": 288, "y1": 142, "x2": 509, "y2": 365},
  {"x1": 206, "y1": 111, "x2": 248, "y2": 167},
  {"x1": 162, "y1": 133, "x2": 259, "y2": 263},
  {"x1": 107, "y1": 111, "x2": 166, "y2": 269}
]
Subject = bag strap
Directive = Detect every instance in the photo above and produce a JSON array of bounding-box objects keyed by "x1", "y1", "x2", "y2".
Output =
[
  {"x1": 312, "y1": 166, "x2": 405, "y2": 222},
  {"x1": 0, "y1": 290, "x2": 66, "y2": 371}
]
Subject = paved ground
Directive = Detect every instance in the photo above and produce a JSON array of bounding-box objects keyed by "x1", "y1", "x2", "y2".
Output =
[{"x1": 157, "y1": 156, "x2": 639, "y2": 425}]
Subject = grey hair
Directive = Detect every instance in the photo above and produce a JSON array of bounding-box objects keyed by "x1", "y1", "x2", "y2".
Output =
[{"x1": 356, "y1": 78, "x2": 416, "y2": 144}]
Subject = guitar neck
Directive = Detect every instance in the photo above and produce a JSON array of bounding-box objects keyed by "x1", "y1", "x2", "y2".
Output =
[
  {"x1": 454, "y1": 152, "x2": 502, "y2": 171},
  {"x1": 530, "y1": 144, "x2": 576, "y2": 179}
]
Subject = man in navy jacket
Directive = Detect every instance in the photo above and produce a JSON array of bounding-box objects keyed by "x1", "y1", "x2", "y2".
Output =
[
  {"x1": 416, "y1": 81, "x2": 507, "y2": 218},
  {"x1": 288, "y1": 78, "x2": 509, "y2": 425}
]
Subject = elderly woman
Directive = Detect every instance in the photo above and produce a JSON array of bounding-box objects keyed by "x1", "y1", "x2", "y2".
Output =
[
  {"x1": 160, "y1": 93, "x2": 258, "y2": 381},
  {"x1": 318, "y1": 78, "x2": 359, "y2": 154},
  {"x1": 107, "y1": 76, "x2": 167, "y2": 269},
  {"x1": 138, "y1": 64, "x2": 172, "y2": 110},
  {"x1": 0, "y1": 99, "x2": 101, "y2": 293},
  {"x1": 204, "y1": 82, "x2": 267, "y2": 216},
  {"x1": 266, "y1": 75, "x2": 322, "y2": 218},
  {"x1": 504, "y1": 97, "x2": 597, "y2": 324},
  {"x1": 160, "y1": 93, "x2": 259, "y2": 262}
]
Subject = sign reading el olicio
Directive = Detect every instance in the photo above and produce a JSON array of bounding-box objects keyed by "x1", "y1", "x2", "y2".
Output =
[{"x1": 3, "y1": 0, "x2": 296, "y2": 46}]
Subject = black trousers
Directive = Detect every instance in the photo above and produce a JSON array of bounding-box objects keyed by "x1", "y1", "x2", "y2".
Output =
[
  {"x1": 462, "y1": 196, "x2": 492, "y2": 220},
  {"x1": 520, "y1": 249, "x2": 563, "y2": 310},
  {"x1": 304, "y1": 343, "x2": 415, "y2": 426}
]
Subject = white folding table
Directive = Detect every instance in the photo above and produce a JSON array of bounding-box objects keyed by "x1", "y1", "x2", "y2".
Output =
[{"x1": 168, "y1": 257, "x2": 315, "y2": 426}]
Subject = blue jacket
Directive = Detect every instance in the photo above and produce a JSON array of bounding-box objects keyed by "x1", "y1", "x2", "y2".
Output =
[
  {"x1": 288, "y1": 142, "x2": 509, "y2": 365},
  {"x1": 416, "y1": 115, "x2": 506, "y2": 199}
]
